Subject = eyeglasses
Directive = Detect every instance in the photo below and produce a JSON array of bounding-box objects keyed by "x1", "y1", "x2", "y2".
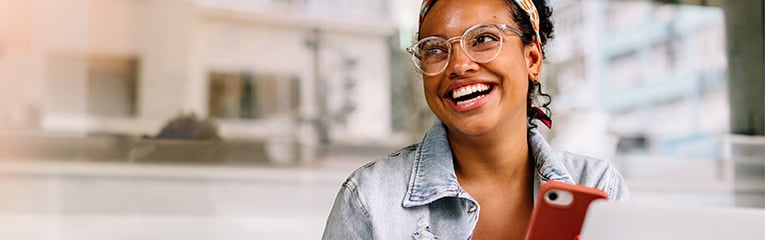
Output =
[{"x1": 407, "y1": 23, "x2": 523, "y2": 76}]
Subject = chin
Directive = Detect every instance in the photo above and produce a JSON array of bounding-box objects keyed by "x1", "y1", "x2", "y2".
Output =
[{"x1": 446, "y1": 116, "x2": 500, "y2": 137}]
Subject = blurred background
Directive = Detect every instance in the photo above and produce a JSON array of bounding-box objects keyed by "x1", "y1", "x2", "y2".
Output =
[{"x1": 0, "y1": 0, "x2": 762, "y2": 239}]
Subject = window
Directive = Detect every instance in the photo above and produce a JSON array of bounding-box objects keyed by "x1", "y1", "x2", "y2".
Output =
[
  {"x1": 87, "y1": 56, "x2": 138, "y2": 117},
  {"x1": 208, "y1": 72, "x2": 299, "y2": 119}
]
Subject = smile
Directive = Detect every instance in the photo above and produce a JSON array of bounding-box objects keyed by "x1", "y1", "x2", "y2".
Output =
[
  {"x1": 448, "y1": 83, "x2": 495, "y2": 105},
  {"x1": 445, "y1": 82, "x2": 497, "y2": 112}
]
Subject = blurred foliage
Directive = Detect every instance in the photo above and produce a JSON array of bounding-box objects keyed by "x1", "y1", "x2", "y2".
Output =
[{"x1": 152, "y1": 113, "x2": 221, "y2": 140}]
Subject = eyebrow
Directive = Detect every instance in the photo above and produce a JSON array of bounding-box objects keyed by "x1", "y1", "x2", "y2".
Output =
[
  {"x1": 423, "y1": 33, "x2": 448, "y2": 39},
  {"x1": 416, "y1": 31, "x2": 448, "y2": 41}
]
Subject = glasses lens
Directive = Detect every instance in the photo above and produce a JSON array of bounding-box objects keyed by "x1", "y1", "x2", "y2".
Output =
[
  {"x1": 415, "y1": 37, "x2": 450, "y2": 75},
  {"x1": 464, "y1": 25, "x2": 503, "y2": 63},
  {"x1": 409, "y1": 24, "x2": 506, "y2": 75}
]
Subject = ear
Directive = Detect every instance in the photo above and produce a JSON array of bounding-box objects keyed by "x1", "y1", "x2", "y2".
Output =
[{"x1": 525, "y1": 44, "x2": 543, "y2": 83}]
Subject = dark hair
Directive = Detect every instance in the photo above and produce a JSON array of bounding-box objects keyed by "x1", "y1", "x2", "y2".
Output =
[
  {"x1": 510, "y1": 0, "x2": 554, "y2": 129},
  {"x1": 509, "y1": 0, "x2": 554, "y2": 55}
]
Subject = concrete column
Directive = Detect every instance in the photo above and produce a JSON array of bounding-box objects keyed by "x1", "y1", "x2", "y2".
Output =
[
  {"x1": 139, "y1": 0, "x2": 195, "y2": 121},
  {"x1": 723, "y1": 0, "x2": 764, "y2": 136},
  {"x1": 722, "y1": 0, "x2": 765, "y2": 208}
]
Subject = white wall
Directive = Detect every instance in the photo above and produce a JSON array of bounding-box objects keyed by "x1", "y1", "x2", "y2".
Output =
[{"x1": 1, "y1": 0, "x2": 396, "y2": 144}]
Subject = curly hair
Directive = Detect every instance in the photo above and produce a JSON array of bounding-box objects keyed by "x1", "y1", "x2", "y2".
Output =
[
  {"x1": 507, "y1": 0, "x2": 554, "y2": 129},
  {"x1": 509, "y1": 0, "x2": 555, "y2": 55}
]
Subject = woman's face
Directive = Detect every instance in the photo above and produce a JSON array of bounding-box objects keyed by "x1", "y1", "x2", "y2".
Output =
[{"x1": 419, "y1": 0, "x2": 542, "y2": 139}]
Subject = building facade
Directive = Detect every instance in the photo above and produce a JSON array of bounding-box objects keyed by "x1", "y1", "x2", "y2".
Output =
[
  {"x1": 0, "y1": 0, "x2": 411, "y2": 163},
  {"x1": 547, "y1": 0, "x2": 728, "y2": 159}
]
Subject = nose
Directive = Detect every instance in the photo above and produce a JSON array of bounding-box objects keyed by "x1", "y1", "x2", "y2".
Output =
[{"x1": 446, "y1": 41, "x2": 479, "y2": 79}]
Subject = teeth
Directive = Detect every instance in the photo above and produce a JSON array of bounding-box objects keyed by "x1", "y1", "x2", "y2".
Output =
[{"x1": 451, "y1": 83, "x2": 490, "y2": 99}]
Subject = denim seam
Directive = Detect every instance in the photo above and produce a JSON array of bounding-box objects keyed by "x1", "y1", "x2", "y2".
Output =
[
  {"x1": 342, "y1": 179, "x2": 370, "y2": 217},
  {"x1": 405, "y1": 128, "x2": 435, "y2": 206},
  {"x1": 408, "y1": 139, "x2": 425, "y2": 202},
  {"x1": 606, "y1": 167, "x2": 616, "y2": 198}
]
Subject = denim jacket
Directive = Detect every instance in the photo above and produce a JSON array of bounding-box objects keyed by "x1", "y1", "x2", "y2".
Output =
[{"x1": 322, "y1": 121, "x2": 630, "y2": 239}]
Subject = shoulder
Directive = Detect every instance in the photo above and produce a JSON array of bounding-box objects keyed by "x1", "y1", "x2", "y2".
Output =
[
  {"x1": 558, "y1": 151, "x2": 614, "y2": 178},
  {"x1": 558, "y1": 151, "x2": 631, "y2": 201},
  {"x1": 325, "y1": 145, "x2": 421, "y2": 240},
  {"x1": 341, "y1": 144, "x2": 418, "y2": 197},
  {"x1": 345, "y1": 144, "x2": 417, "y2": 180}
]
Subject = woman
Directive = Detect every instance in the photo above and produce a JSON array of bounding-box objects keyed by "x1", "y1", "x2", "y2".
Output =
[{"x1": 323, "y1": 0, "x2": 629, "y2": 239}]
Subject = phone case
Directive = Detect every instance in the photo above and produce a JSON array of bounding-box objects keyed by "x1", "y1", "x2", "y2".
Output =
[{"x1": 525, "y1": 181, "x2": 608, "y2": 240}]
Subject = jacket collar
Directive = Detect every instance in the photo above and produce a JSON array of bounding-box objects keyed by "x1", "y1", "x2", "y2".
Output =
[
  {"x1": 527, "y1": 126, "x2": 575, "y2": 200},
  {"x1": 528, "y1": 128, "x2": 574, "y2": 183},
  {"x1": 402, "y1": 120, "x2": 575, "y2": 208},
  {"x1": 402, "y1": 120, "x2": 463, "y2": 207}
]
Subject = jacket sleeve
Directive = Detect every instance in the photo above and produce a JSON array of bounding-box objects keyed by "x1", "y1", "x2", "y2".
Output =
[{"x1": 322, "y1": 179, "x2": 374, "y2": 239}]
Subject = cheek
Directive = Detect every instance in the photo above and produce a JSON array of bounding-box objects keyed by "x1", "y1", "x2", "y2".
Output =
[
  {"x1": 490, "y1": 58, "x2": 527, "y2": 86},
  {"x1": 488, "y1": 58, "x2": 529, "y2": 101},
  {"x1": 497, "y1": 43, "x2": 530, "y2": 71},
  {"x1": 504, "y1": 58, "x2": 529, "y2": 83},
  {"x1": 421, "y1": 79, "x2": 436, "y2": 104},
  {"x1": 503, "y1": 56, "x2": 529, "y2": 76},
  {"x1": 421, "y1": 78, "x2": 445, "y2": 111},
  {"x1": 422, "y1": 77, "x2": 440, "y2": 96}
]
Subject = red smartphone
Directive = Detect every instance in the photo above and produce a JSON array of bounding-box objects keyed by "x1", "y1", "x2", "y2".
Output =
[{"x1": 525, "y1": 181, "x2": 608, "y2": 240}]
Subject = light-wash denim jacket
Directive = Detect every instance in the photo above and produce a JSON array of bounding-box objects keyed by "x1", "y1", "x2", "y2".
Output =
[{"x1": 323, "y1": 120, "x2": 630, "y2": 239}]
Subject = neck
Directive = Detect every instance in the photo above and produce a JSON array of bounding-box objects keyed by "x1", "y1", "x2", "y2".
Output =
[{"x1": 449, "y1": 122, "x2": 531, "y2": 185}]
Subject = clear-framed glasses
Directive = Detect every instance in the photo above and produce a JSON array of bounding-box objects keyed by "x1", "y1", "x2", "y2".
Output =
[{"x1": 407, "y1": 23, "x2": 523, "y2": 76}]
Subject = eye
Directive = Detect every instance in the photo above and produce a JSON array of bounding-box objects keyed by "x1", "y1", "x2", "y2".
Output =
[
  {"x1": 424, "y1": 46, "x2": 448, "y2": 57},
  {"x1": 472, "y1": 33, "x2": 500, "y2": 46},
  {"x1": 419, "y1": 39, "x2": 449, "y2": 59}
]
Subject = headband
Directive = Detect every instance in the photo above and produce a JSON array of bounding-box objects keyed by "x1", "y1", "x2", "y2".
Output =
[{"x1": 419, "y1": 0, "x2": 543, "y2": 53}]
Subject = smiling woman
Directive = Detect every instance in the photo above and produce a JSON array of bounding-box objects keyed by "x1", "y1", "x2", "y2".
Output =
[{"x1": 322, "y1": 0, "x2": 630, "y2": 239}]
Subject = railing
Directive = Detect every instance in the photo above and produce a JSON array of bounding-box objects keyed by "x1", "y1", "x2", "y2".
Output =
[{"x1": 0, "y1": 160, "x2": 349, "y2": 240}]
